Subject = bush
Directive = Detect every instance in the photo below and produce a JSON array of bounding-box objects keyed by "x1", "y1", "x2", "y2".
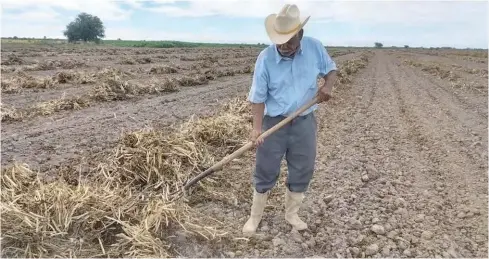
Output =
[
  {"x1": 64, "y1": 13, "x2": 105, "y2": 43},
  {"x1": 374, "y1": 42, "x2": 383, "y2": 48}
]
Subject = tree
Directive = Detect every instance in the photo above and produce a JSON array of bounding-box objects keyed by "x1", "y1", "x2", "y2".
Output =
[
  {"x1": 374, "y1": 42, "x2": 383, "y2": 48},
  {"x1": 63, "y1": 13, "x2": 105, "y2": 43},
  {"x1": 404, "y1": 45, "x2": 409, "y2": 48}
]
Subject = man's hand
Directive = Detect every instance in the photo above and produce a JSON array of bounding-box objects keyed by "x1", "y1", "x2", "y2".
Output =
[
  {"x1": 250, "y1": 129, "x2": 264, "y2": 147},
  {"x1": 318, "y1": 70, "x2": 337, "y2": 103},
  {"x1": 318, "y1": 85, "x2": 332, "y2": 103}
]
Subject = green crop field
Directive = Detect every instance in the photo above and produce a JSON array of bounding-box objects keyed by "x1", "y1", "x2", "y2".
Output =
[
  {"x1": 102, "y1": 39, "x2": 265, "y2": 48},
  {"x1": 1, "y1": 37, "x2": 266, "y2": 49}
]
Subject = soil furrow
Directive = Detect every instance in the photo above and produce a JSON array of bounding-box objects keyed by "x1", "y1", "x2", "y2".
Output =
[
  {"x1": 400, "y1": 62, "x2": 487, "y2": 120},
  {"x1": 391, "y1": 56, "x2": 487, "y2": 163},
  {"x1": 386, "y1": 53, "x2": 487, "y2": 258}
]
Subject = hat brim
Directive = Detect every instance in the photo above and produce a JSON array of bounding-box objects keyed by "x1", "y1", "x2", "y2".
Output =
[{"x1": 265, "y1": 14, "x2": 310, "y2": 45}]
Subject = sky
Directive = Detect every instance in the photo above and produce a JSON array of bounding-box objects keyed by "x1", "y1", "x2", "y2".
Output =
[{"x1": 1, "y1": 0, "x2": 488, "y2": 48}]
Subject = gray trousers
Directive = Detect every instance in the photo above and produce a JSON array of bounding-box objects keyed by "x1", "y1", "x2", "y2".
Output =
[{"x1": 253, "y1": 112, "x2": 317, "y2": 193}]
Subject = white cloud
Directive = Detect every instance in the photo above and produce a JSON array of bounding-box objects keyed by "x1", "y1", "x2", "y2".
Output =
[
  {"x1": 2, "y1": 6, "x2": 61, "y2": 23},
  {"x1": 140, "y1": 0, "x2": 486, "y2": 47},
  {"x1": 1, "y1": 0, "x2": 133, "y2": 21},
  {"x1": 146, "y1": 0, "x2": 283, "y2": 18},
  {"x1": 143, "y1": 0, "x2": 486, "y2": 27},
  {"x1": 1, "y1": 0, "x2": 81, "y2": 10},
  {"x1": 1, "y1": 23, "x2": 66, "y2": 39}
]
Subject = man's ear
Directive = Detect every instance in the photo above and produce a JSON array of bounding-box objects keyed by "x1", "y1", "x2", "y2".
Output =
[{"x1": 299, "y1": 29, "x2": 304, "y2": 40}]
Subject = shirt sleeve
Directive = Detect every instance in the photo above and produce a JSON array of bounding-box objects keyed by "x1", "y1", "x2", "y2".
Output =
[
  {"x1": 318, "y1": 44, "x2": 337, "y2": 77},
  {"x1": 247, "y1": 51, "x2": 268, "y2": 103}
]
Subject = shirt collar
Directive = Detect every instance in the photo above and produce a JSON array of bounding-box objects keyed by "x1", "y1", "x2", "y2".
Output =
[{"x1": 275, "y1": 43, "x2": 303, "y2": 64}]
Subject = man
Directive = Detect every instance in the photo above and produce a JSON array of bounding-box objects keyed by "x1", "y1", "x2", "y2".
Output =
[{"x1": 243, "y1": 4, "x2": 337, "y2": 234}]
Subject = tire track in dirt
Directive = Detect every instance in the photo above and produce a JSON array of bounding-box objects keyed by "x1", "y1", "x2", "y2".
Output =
[{"x1": 386, "y1": 53, "x2": 487, "y2": 258}]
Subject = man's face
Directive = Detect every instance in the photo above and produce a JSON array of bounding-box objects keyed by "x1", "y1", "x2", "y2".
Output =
[{"x1": 277, "y1": 29, "x2": 303, "y2": 57}]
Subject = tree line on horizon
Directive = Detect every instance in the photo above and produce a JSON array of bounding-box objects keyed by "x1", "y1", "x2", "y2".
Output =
[{"x1": 3, "y1": 12, "x2": 484, "y2": 50}]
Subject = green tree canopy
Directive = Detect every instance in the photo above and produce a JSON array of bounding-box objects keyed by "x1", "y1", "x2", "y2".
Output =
[
  {"x1": 374, "y1": 42, "x2": 383, "y2": 48},
  {"x1": 63, "y1": 13, "x2": 105, "y2": 43}
]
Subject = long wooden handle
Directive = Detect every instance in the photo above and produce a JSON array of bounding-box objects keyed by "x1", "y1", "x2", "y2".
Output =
[{"x1": 182, "y1": 96, "x2": 319, "y2": 190}]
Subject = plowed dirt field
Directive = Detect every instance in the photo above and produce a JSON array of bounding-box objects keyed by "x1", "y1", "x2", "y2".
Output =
[{"x1": 1, "y1": 44, "x2": 487, "y2": 258}]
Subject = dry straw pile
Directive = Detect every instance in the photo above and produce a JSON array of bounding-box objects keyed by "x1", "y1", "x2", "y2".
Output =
[
  {"x1": 1, "y1": 72, "x2": 57, "y2": 93},
  {"x1": 404, "y1": 60, "x2": 460, "y2": 82},
  {"x1": 1, "y1": 54, "x2": 25, "y2": 65},
  {"x1": 1, "y1": 96, "x2": 252, "y2": 257},
  {"x1": 1, "y1": 103, "x2": 23, "y2": 122},
  {"x1": 149, "y1": 65, "x2": 178, "y2": 74},
  {"x1": 21, "y1": 59, "x2": 87, "y2": 71},
  {"x1": 1, "y1": 67, "x2": 132, "y2": 94},
  {"x1": 336, "y1": 53, "x2": 370, "y2": 85}
]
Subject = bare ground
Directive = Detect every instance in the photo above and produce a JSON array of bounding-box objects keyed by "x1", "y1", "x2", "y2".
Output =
[
  {"x1": 0, "y1": 48, "x2": 487, "y2": 258},
  {"x1": 169, "y1": 51, "x2": 488, "y2": 258}
]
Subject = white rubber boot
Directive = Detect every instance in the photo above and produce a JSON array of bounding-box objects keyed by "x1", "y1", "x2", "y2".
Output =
[
  {"x1": 242, "y1": 190, "x2": 268, "y2": 235},
  {"x1": 285, "y1": 189, "x2": 308, "y2": 231}
]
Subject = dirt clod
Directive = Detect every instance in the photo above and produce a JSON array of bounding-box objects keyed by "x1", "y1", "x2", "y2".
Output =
[
  {"x1": 272, "y1": 237, "x2": 286, "y2": 247},
  {"x1": 421, "y1": 230, "x2": 434, "y2": 240},
  {"x1": 415, "y1": 213, "x2": 425, "y2": 222},
  {"x1": 365, "y1": 243, "x2": 379, "y2": 256},
  {"x1": 387, "y1": 230, "x2": 398, "y2": 239},
  {"x1": 361, "y1": 175, "x2": 370, "y2": 182},
  {"x1": 323, "y1": 194, "x2": 334, "y2": 203},
  {"x1": 371, "y1": 224, "x2": 386, "y2": 235},
  {"x1": 350, "y1": 218, "x2": 363, "y2": 230},
  {"x1": 224, "y1": 251, "x2": 235, "y2": 258},
  {"x1": 350, "y1": 247, "x2": 360, "y2": 257}
]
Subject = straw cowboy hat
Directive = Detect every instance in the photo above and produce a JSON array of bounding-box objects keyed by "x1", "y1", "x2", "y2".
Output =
[{"x1": 265, "y1": 4, "x2": 310, "y2": 45}]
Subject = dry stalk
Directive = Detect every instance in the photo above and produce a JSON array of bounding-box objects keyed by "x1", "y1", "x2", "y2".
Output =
[
  {"x1": 1, "y1": 72, "x2": 57, "y2": 93},
  {"x1": 22, "y1": 59, "x2": 87, "y2": 71},
  {"x1": 1, "y1": 103, "x2": 23, "y2": 122},
  {"x1": 1, "y1": 54, "x2": 25, "y2": 65},
  {"x1": 335, "y1": 53, "x2": 370, "y2": 86},
  {"x1": 89, "y1": 76, "x2": 147, "y2": 101},
  {"x1": 29, "y1": 95, "x2": 90, "y2": 116},
  {"x1": 149, "y1": 65, "x2": 178, "y2": 74}
]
